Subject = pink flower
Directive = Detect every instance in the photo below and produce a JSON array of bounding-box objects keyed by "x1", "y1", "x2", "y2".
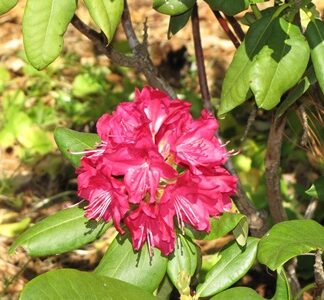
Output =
[{"x1": 76, "y1": 86, "x2": 237, "y2": 255}]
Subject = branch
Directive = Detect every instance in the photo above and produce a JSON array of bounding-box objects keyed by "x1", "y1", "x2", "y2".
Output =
[
  {"x1": 224, "y1": 15, "x2": 245, "y2": 42},
  {"x1": 212, "y1": 11, "x2": 240, "y2": 48},
  {"x1": 191, "y1": 4, "x2": 212, "y2": 110},
  {"x1": 71, "y1": 15, "x2": 138, "y2": 68},
  {"x1": 191, "y1": 3, "x2": 267, "y2": 237},
  {"x1": 72, "y1": 8, "x2": 176, "y2": 98},
  {"x1": 314, "y1": 250, "x2": 324, "y2": 298},
  {"x1": 265, "y1": 115, "x2": 301, "y2": 296},
  {"x1": 265, "y1": 115, "x2": 288, "y2": 223},
  {"x1": 121, "y1": 0, "x2": 177, "y2": 98}
]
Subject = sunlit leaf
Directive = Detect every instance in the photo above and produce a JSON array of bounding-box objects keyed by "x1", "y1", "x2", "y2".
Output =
[
  {"x1": 95, "y1": 234, "x2": 168, "y2": 293},
  {"x1": 54, "y1": 127, "x2": 100, "y2": 167},
  {"x1": 20, "y1": 269, "x2": 156, "y2": 300},
  {"x1": 153, "y1": 0, "x2": 196, "y2": 16},
  {"x1": 167, "y1": 235, "x2": 198, "y2": 291},
  {"x1": 196, "y1": 237, "x2": 259, "y2": 297},
  {"x1": 305, "y1": 18, "x2": 324, "y2": 94},
  {"x1": 83, "y1": 0, "x2": 124, "y2": 43},
  {"x1": 9, "y1": 207, "x2": 111, "y2": 256},
  {"x1": 0, "y1": 0, "x2": 18, "y2": 15},
  {"x1": 23, "y1": 0, "x2": 77, "y2": 69},
  {"x1": 305, "y1": 176, "x2": 324, "y2": 200},
  {"x1": 210, "y1": 287, "x2": 264, "y2": 300},
  {"x1": 258, "y1": 220, "x2": 324, "y2": 270}
]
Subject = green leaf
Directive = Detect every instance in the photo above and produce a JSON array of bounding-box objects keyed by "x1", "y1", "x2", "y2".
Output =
[
  {"x1": 167, "y1": 235, "x2": 198, "y2": 291},
  {"x1": 185, "y1": 212, "x2": 247, "y2": 241},
  {"x1": 210, "y1": 287, "x2": 264, "y2": 300},
  {"x1": 305, "y1": 176, "x2": 324, "y2": 200},
  {"x1": 20, "y1": 269, "x2": 157, "y2": 300},
  {"x1": 249, "y1": 17, "x2": 310, "y2": 110},
  {"x1": 168, "y1": 8, "x2": 192, "y2": 38},
  {"x1": 275, "y1": 66, "x2": 316, "y2": 119},
  {"x1": 232, "y1": 216, "x2": 249, "y2": 246},
  {"x1": 305, "y1": 18, "x2": 324, "y2": 94},
  {"x1": 22, "y1": 0, "x2": 77, "y2": 70},
  {"x1": 72, "y1": 73, "x2": 102, "y2": 97},
  {"x1": 9, "y1": 207, "x2": 111, "y2": 256},
  {"x1": 204, "y1": 0, "x2": 249, "y2": 16},
  {"x1": 95, "y1": 234, "x2": 168, "y2": 293},
  {"x1": 196, "y1": 237, "x2": 259, "y2": 297},
  {"x1": 0, "y1": 218, "x2": 31, "y2": 238},
  {"x1": 83, "y1": 0, "x2": 124, "y2": 43},
  {"x1": 218, "y1": 13, "x2": 310, "y2": 115},
  {"x1": 219, "y1": 13, "x2": 275, "y2": 115},
  {"x1": 258, "y1": 220, "x2": 324, "y2": 270},
  {"x1": 209, "y1": 269, "x2": 289, "y2": 300},
  {"x1": 153, "y1": 0, "x2": 196, "y2": 16},
  {"x1": 54, "y1": 127, "x2": 100, "y2": 167},
  {"x1": 0, "y1": 0, "x2": 18, "y2": 15},
  {"x1": 272, "y1": 268, "x2": 291, "y2": 300}
]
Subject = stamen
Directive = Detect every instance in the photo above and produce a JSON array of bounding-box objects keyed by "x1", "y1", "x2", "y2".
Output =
[
  {"x1": 147, "y1": 228, "x2": 154, "y2": 257},
  {"x1": 85, "y1": 191, "x2": 112, "y2": 220},
  {"x1": 175, "y1": 196, "x2": 199, "y2": 228},
  {"x1": 220, "y1": 140, "x2": 230, "y2": 148},
  {"x1": 137, "y1": 225, "x2": 145, "y2": 249},
  {"x1": 174, "y1": 201, "x2": 185, "y2": 234}
]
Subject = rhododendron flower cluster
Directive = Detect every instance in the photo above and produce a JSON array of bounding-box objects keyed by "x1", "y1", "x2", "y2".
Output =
[{"x1": 77, "y1": 87, "x2": 237, "y2": 255}]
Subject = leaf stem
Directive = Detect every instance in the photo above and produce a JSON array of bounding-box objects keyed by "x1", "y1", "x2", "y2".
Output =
[
  {"x1": 212, "y1": 10, "x2": 240, "y2": 48},
  {"x1": 251, "y1": 4, "x2": 262, "y2": 19}
]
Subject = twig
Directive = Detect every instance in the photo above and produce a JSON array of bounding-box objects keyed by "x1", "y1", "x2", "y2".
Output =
[
  {"x1": 304, "y1": 199, "x2": 318, "y2": 219},
  {"x1": 121, "y1": 0, "x2": 176, "y2": 98},
  {"x1": 71, "y1": 8, "x2": 176, "y2": 98},
  {"x1": 191, "y1": 4, "x2": 212, "y2": 110},
  {"x1": 191, "y1": 3, "x2": 267, "y2": 237},
  {"x1": 298, "y1": 104, "x2": 309, "y2": 147},
  {"x1": 224, "y1": 15, "x2": 245, "y2": 42},
  {"x1": 212, "y1": 11, "x2": 240, "y2": 48},
  {"x1": 240, "y1": 105, "x2": 257, "y2": 142},
  {"x1": 265, "y1": 115, "x2": 288, "y2": 223},
  {"x1": 314, "y1": 250, "x2": 324, "y2": 298},
  {"x1": 71, "y1": 15, "x2": 138, "y2": 68},
  {"x1": 265, "y1": 115, "x2": 301, "y2": 296}
]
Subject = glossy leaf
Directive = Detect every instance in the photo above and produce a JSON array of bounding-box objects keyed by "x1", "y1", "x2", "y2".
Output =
[
  {"x1": 272, "y1": 268, "x2": 291, "y2": 300},
  {"x1": 196, "y1": 237, "x2": 259, "y2": 297},
  {"x1": 54, "y1": 127, "x2": 100, "y2": 167},
  {"x1": 83, "y1": 0, "x2": 124, "y2": 43},
  {"x1": 167, "y1": 235, "x2": 198, "y2": 291},
  {"x1": 219, "y1": 14, "x2": 310, "y2": 115},
  {"x1": 305, "y1": 176, "x2": 324, "y2": 200},
  {"x1": 20, "y1": 269, "x2": 156, "y2": 300},
  {"x1": 185, "y1": 212, "x2": 247, "y2": 241},
  {"x1": 153, "y1": 0, "x2": 196, "y2": 16},
  {"x1": 275, "y1": 66, "x2": 316, "y2": 119},
  {"x1": 250, "y1": 17, "x2": 310, "y2": 110},
  {"x1": 305, "y1": 18, "x2": 324, "y2": 94},
  {"x1": 95, "y1": 234, "x2": 168, "y2": 293},
  {"x1": 232, "y1": 216, "x2": 248, "y2": 246},
  {"x1": 0, "y1": 0, "x2": 18, "y2": 15},
  {"x1": 258, "y1": 220, "x2": 324, "y2": 270},
  {"x1": 9, "y1": 207, "x2": 110, "y2": 256},
  {"x1": 205, "y1": 0, "x2": 249, "y2": 16},
  {"x1": 219, "y1": 13, "x2": 275, "y2": 115},
  {"x1": 168, "y1": 8, "x2": 192, "y2": 38},
  {"x1": 23, "y1": 0, "x2": 76, "y2": 69},
  {"x1": 210, "y1": 287, "x2": 264, "y2": 300}
]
